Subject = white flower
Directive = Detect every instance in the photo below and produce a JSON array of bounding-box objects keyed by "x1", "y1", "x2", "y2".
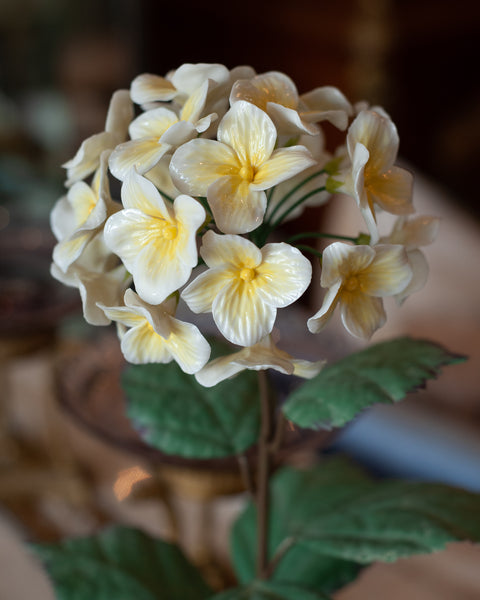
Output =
[
  {"x1": 308, "y1": 242, "x2": 412, "y2": 339},
  {"x1": 104, "y1": 169, "x2": 205, "y2": 305},
  {"x1": 230, "y1": 71, "x2": 352, "y2": 135},
  {"x1": 195, "y1": 336, "x2": 324, "y2": 387},
  {"x1": 380, "y1": 215, "x2": 440, "y2": 304},
  {"x1": 63, "y1": 90, "x2": 133, "y2": 185},
  {"x1": 182, "y1": 231, "x2": 312, "y2": 346},
  {"x1": 130, "y1": 63, "x2": 230, "y2": 106},
  {"x1": 51, "y1": 234, "x2": 130, "y2": 326},
  {"x1": 339, "y1": 110, "x2": 414, "y2": 244},
  {"x1": 98, "y1": 289, "x2": 210, "y2": 373},
  {"x1": 52, "y1": 151, "x2": 118, "y2": 273},
  {"x1": 170, "y1": 100, "x2": 315, "y2": 234},
  {"x1": 109, "y1": 82, "x2": 218, "y2": 181}
]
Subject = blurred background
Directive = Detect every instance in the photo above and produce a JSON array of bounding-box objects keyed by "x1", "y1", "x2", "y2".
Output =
[{"x1": 1, "y1": 0, "x2": 480, "y2": 598}]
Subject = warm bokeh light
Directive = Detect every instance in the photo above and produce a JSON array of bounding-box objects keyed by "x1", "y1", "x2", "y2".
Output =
[{"x1": 113, "y1": 465, "x2": 152, "y2": 501}]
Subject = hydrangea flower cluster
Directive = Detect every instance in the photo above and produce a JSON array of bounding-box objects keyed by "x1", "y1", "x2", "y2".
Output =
[{"x1": 51, "y1": 63, "x2": 438, "y2": 387}]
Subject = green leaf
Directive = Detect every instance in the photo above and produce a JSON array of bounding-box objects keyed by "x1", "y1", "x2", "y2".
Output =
[
  {"x1": 210, "y1": 581, "x2": 332, "y2": 600},
  {"x1": 283, "y1": 337, "x2": 464, "y2": 429},
  {"x1": 122, "y1": 361, "x2": 260, "y2": 458},
  {"x1": 232, "y1": 457, "x2": 480, "y2": 590},
  {"x1": 32, "y1": 526, "x2": 212, "y2": 600},
  {"x1": 231, "y1": 459, "x2": 366, "y2": 593}
]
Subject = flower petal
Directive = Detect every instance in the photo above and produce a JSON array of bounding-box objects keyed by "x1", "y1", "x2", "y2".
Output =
[
  {"x1": 171, "y1": 63, "x2": 230, "y2": 96},
  {"x1": 396, "y1": 249, "x2": 429, "y2": 304},
  {"x1": 300, "y1": 86, "x2": 352, "y2": 130},
  {"x1": 129, "y1": 107, "x2": 179, "y2": 139},
  {"x1": 348, "y1": 110, "x2": 399, "y2": 174},
  {"x1": 182, "y1": 268, "x2": 232, "y2": 314},
  {"x1": 109, "y1": 138, "x2": 171, "y2": 180},
  {"x1": 169, "y1": 138, "x2": 240, "y2": 196},
  {"x1": 207, "y1": 175, "x2": 266, "y2": 234},
  {"x1": 307, "y1": 281, "x2": 342, "y2": 334},
  {"x1": 255, "y1": 243, "x2": 312, "y2": 308},
  {"x1": 120, "y1": 323, "x2": 173, "y2": 364},
  {"x1": 52, "y1": 230, "x2": 95, "y2": 272},
  {"x1": 230, "y1": 71, "x2": 298, "y2": 111},
  {"x1": 367, "y1": 166, "x2": 414, "y2": 215},
  {"x1": 320, "y1": 243, "x2": 375, "y2": 288},
  {"x1": 130, "y1": 73, "x2": 177, "y2": 104},
  {"x1": 200, "y1": 230, "x2": 262, "y2": 269},
  {"x1": 384, "y1": 215, "x2": 440, "y2": 249},
  {"x1": 340, "y1": 293, "x2": 386, "y2": 339},
  {"x1": 195, "y1": 356, "x2": 245, "y2": 387},
  {"x1": 218, "y1": 101, "x2": 276, "y2": 168},
  {"x1": 166, "y1": 318, "x2": 211, "y2": 374},
  {"x1": 63, "y1": 131, "x2": 117, "y2": 185},
  {"x1": 361, "y1": 244, "x2": 412, "y2": 296},
  {"x1": 105, "y1": 89, "x2": 134, "y2": 137},
  {"x1": 266, "y1": 102, "x2": 319, "y2": 135},
  {"x1": 213, "y1": 278, "x2": 277, "y2": 346},
  {"x1": 251, "y1": 145, "x2": 315, "y2": 190},
  {"x1": 121, "y1": 169, "x2": 172, "y2": 219}
]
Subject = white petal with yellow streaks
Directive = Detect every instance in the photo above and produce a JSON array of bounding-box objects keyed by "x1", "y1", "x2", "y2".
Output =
[
  {"x1": 340, "y1": 293, "x2": 386, "y2": 339},
  {"x1": 169, "y1": 138, "x2": 239, "y2": 196},
  {"x1": 109, "y1": 138, "x2": 171, "y2": 180},
  {"x1": 361, "y1": 244, "x2": 412, "y2": 297},
  {"x1": 182, "y1": 268, "x2": 232, "y2": 314},
  {"x1": 218, "y1": 101, "x2": 276, "y2": 168},
  {"x1": 130, "y1": 74, "x2": 177, "y2": 104},
  {"x1": 251, "y1": 145, "x2": 315, "y2": 190},
  {"x1": 207, "y1": 175, "x2": 266, "y2": 234},
  {"x1": 255, "y1": 243, "x2": 311, "y2": 307},
  {"x1": 213, "y1": 278, "x2": 276, "y2": 346},
  {"x1": 166, "y1": 319, "x2": 211, "y2": 374},
  {"x1": 200, "y1": 230, "x2": 261, "y2": 269},
  {"x1": 121, "y1": 169, "x2": 172, "y2": 220},
  {"x1": 129, "y1": 107, "x2": 179, "y2": 139}
]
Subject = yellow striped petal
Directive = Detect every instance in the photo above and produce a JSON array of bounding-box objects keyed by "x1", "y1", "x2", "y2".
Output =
[
  {"x1": 251, "y1": 145, "x2": 315, "y2": 190},
  {"x1": 361, "y1": 244, "x2": 412, "y2": 297},
  {"x1": 170, "y1": 138, "x2": 240, "y2": 196},
  {"x1": 109, "y1": 138, "x2": 171, "y2": 180},
  {"x1": 218, "y1": 101, "x2": 276, "y2": 168},
  {"x1": 130, "y1": 73, "x2": 177, "y2": 104},
  {"x1": 213, "y1": 278, "x2": 276, "y2": 346},
  {"x1": 340, "y1": 293, "x2": 386, "y2": 339},
  {"x1": 207, "y1": 175, "x2": 266, "y2": 234}
]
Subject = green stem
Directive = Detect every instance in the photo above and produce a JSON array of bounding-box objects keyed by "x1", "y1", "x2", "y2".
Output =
[
  {"x1": 256, "y1": 370, "x2": 273, "y2": 579},
  {"x1": 294, "y1": 244, "x2": 323, "y2": 261},
  {"x1": 267, "y1": 170, "x2": 326, "y2": 225},
  {"x1": 271, "y1": 186, "x2": 326, "y2": 228}
]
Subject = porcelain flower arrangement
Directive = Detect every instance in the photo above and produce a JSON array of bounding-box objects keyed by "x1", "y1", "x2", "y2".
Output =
[{"x1": 39, "y1": 63, "x2": 476, "y2": 600}]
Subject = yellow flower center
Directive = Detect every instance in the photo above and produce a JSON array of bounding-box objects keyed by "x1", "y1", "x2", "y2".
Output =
[
  {"x1": 239, "y1": 165, "x2": 255, "y2": 182},
  {"x1": 344, "y1": 275, "x2": 359, "y2": 292},
  {"x1": 239, "y1": 267, "x2": 256, "y2": 282},
  {"x1": 161, "y1": 223, "x2": 178, "y2": 240}
]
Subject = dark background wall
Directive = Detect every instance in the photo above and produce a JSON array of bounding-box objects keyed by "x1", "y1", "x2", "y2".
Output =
[{"x1": 0, "y1": 0, "x2": 479, "y2": 222}]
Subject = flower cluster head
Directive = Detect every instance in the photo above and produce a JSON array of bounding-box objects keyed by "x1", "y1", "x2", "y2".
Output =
[{"x1": 51, "y1": 62, "x2": 437, "y2": 384}]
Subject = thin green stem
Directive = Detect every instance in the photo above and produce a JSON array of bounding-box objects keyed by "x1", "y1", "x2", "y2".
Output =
[
  {"x1": 256, "y1": 370, "x2": 273, "y2": 579},
  {"x1": 293, "y1": 244, "x2": 323, "y2": 261},
  {"x1": 271, "y1": 186, "x2": 326, "y2": 229},
  {"x1": 267, "y1": 169, "x2": 326, "y2": 225},
  {"x1": 158, "y1": 189, "x2": 175, "y2": 203}
]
